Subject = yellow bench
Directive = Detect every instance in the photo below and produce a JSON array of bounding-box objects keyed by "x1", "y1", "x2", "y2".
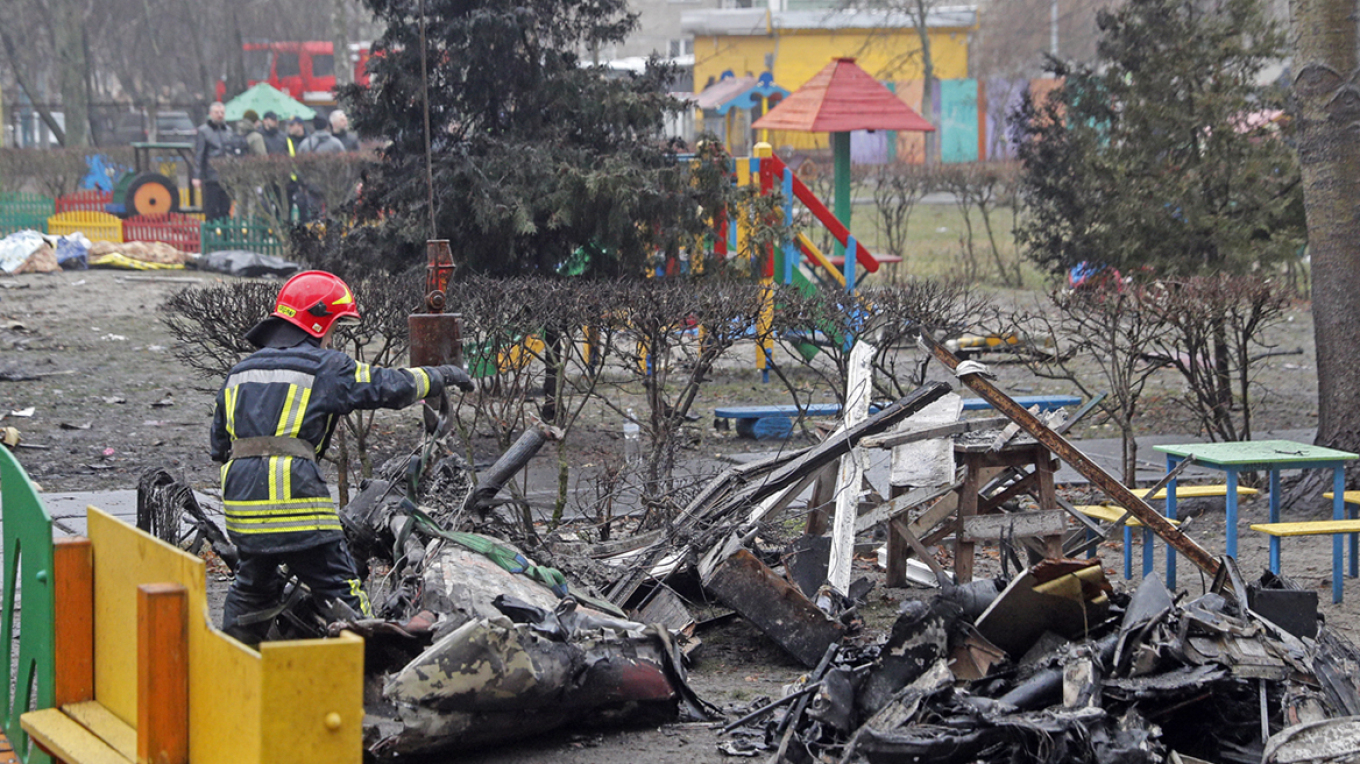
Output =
[
  {"x1": 1251, "y1": 518, "x2": 1360, "y2": 604},
  {"x1": 1075, "y1": 505, "x2": 1181, "y2": 579},
  {"x1": 1129, "y1": 485, "x2": 1260, "y2": 500},
  {"x1": 21, "y1": 507, "x2": 364, "y2": 764}
]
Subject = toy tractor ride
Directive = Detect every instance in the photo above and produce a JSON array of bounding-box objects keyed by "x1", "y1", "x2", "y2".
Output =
[{"x1": 109, "y1": 142, "x2": 201, "y2": 217}]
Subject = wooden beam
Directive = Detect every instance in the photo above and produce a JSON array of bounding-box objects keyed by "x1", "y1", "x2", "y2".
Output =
[
  {"x1": 859, "y1": 416, "x2": 1009, "y2": 450},
  {"x1": 889, "y1": 518, "x2": 950, "y2": 583},
  {"x1": 138, "y1": 583, "x2": 188, "y2": 764},
  {"x1": 53, "y1": 537, "x2": 94, "y2": 708},
  {"x1": 803, "y1": 463, "x2": 838, "y2": 537},
  {"x1": 959, "y1": 510, "x2": 1069, "y2": 542},
  {"x1": 856, "y1": 480, "x2": 961, "y2": 533}
]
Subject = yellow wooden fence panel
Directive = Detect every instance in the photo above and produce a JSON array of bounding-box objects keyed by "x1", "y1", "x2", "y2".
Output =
[
  {"x1": 86, "y1": 507, "x2": 362, "y2": 764},
  {"x1": 46, "y1": 212, "x2": 124, "y2": 243}
]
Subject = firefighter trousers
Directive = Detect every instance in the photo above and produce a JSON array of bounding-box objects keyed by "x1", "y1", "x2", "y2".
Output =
[{"x1": 220, "y1": 538, "x2": 371, "y2": 644}]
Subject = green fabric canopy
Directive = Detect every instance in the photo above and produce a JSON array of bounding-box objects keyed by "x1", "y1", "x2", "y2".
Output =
[{"x1": 223, "y1": 83, "x2": 317, "y2": 121}]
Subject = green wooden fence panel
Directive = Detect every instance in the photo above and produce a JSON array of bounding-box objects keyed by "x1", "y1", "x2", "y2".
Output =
[
  {"x1": 0, "y1": 446, "x2": 54, "y2": 764},
  {"x1": 200, "y1": 217, "x2": 285, "y2": 257},
  {"x1": 0, "y1": 194, "x2": 56, "y2": 236}
]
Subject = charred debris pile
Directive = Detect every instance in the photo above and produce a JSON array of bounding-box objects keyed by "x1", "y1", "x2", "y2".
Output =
[
  {"x1": 141, "y1": 378, "x2": 1360, "y2": 763},
  {"x1": 721, "y1": 559, "x2": 1360, "y2": 764}
]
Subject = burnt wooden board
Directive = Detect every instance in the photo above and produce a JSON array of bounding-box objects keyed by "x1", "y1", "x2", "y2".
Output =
[{"x1": 703, "y1": 549, "x2": 843, "y2": 667}]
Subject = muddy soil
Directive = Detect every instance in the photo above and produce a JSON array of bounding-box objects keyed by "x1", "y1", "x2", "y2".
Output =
[{"x1": 0, "y1": 269, "x2": 1352, "y2": 763}]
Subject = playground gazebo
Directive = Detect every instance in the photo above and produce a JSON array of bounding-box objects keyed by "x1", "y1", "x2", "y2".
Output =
[{"x1": 753, "y1": 58, "x2": 934, "y2": 262}]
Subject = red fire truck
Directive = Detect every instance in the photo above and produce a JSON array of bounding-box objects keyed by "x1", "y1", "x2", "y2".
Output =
[{"x1": 217, "y1": 41, "x2": 372, "y2": 106}]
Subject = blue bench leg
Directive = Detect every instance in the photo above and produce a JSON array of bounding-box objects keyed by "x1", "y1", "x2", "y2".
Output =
[
  {"x1": 1121, "y1": 525, "x2": 1131, "y2": 579},
  {"x1": 1350, "y1": 504, "x2": 1358, "y2": 579},
  {"x1": 1166, "y1": 455, "x2": 1178, "y2": 590},
  {"x1": 1269, "y1": 536, "x2": 1280, "y2": 574},
  {"x1": 1335, "y1": 468, "x2": 1346, "y2": 604},
  {"x1": 1086, "y1": 527, "x2": 1096, "y2": 560},
  {"x1": 1142, "y1": 526, "x2": 1153, "y2": 578},
  {"x1": 1335, "y1": 534, "x2": 1345, "y2": 604}
]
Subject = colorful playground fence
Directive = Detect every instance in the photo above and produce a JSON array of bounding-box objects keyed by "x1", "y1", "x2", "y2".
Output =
[
  {"x1": 123, "y1": 212, "x2": 202, "y2": 252},
  {"x1": 0, "y1": 446, "x2": 56, "y2": 764},
  {"x1": 200, "y1": 217, "x2": 285, "y2": 256},
  {"x1": 46, "y1": 211, "x2": 124, "y2": 243},
  {"x1": 54, "y1": 190, "x2": 112, "y2": 215},
  {"x1": 0, "y1": 193, "x2": 55, "y2": 236}
]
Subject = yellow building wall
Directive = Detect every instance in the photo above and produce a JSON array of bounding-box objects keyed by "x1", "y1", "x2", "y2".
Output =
[{"x1": 694, "y1": 26, "x2": 972, "y2": 152}]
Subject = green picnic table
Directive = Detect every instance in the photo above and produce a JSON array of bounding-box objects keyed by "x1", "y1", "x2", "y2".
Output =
[{"x1": 1155, "y1": 440, "x2": 1358, "y2": 602}]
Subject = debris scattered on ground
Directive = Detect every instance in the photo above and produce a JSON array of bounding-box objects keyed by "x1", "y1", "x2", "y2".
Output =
[
  {"x1": 720, "y1": 561, "x2": 1360, "y2": 764},
  {"x1": 127, "y1": 372, "x2": 1360, "y2": 761}
]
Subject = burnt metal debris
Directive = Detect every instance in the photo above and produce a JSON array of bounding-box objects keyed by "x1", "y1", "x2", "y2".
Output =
[{"x1": 721, "y1": 562, "x2": 1360, "y2": 764}]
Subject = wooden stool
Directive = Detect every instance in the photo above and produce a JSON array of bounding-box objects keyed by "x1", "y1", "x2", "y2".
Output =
[{"x1": 951, "y1": 439, "x2": 1064, "y2": 583}]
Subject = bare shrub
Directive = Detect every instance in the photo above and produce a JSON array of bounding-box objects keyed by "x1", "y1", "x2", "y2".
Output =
[
  {"x1": 861, "y1": 279, "x2": 992, "y2": 397},
  {"x1": 769, "y1": 280, "x2": 991, "y2": 413},
  {"x1": 162, "y1": 280, "x2": 276, "y2": 384},
  {"x1": 869, "y1": 162, "x2": 935, "y2": 267},
  {"x1": 1142, "y1": 275, "x2": 1296, "y2": 444},
  {"x1": 1014, "y1": 280, "x2": 1176, "y2": 484},
  {"x1": 0, "y1": 149, "x2": 96, "y2": 197},
  {"x1": 606, "y1": 278, "x2": 765, "y2": 524},
  {"x1": 938, "y1": 163, "x2": 1022, "y2": 286}
]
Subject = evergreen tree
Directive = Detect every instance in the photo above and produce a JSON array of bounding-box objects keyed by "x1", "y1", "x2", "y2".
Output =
[
  {"x1": 1014, "y1": 0, "x2": 1304, "y2": 278},
  {"x1": 336, "y1": 0, "x2": 722, "y2": 277}
]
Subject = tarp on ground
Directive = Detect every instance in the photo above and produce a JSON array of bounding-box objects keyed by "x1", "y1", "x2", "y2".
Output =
[
  {"x1": 0, "y1": 231, "x2": 50, "y2": 274},
  {"x1": 194, "y1": 250, "x2": 300, "y2": 277},
  {"x1": 87, "y1": 240, "x2": 192, "y2": 269}
]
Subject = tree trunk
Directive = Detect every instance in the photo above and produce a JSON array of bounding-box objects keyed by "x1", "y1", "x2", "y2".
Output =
[
  {"x1": 224, "y1": 8, "x2": 249, "y2": 100},
  {"x1": 1122, "y1": 426, "x2": 1137, "y2": 487},
  {"x1": 333, "y1": 0, "x2": 353, "y2": 88},
  {"x1": 1292, "y1": 0, "x2": 1360, "y2": 490},
  {"x1": 51, "y1": 0, "x2": 89, "y2": 146},
  {"x1": 912, "y1": 0, "x2": 938, "y2": 164},
  {"x1": 0, "y1": 27, "x2": 66, "y2": 145}
]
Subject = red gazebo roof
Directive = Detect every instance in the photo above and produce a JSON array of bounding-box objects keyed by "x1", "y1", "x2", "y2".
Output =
[{"x1": 752, "y1": 58, "x2": 935, "y2": 133}]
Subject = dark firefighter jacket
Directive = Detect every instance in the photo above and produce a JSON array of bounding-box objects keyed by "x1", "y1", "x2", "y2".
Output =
[{"x1": 210, "y1": 344, "x2": 442, "y2": 554}]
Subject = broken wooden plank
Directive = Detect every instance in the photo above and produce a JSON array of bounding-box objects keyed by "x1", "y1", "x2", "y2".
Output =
[
  {"x1": 855, "y1": 481, "x2": 961, "y2": 534},
  {"x1": 958, "y1": 510, "x2": 1069, "y2": 543},
  {"x1": 829, "y1": 342, "x2": 876, "y2": 596},
  {"x1": 637, "y1": 586, "x2": 695, "y2": 633},
  {"x1": 605, "y1": 383, "x2": 952, "y2": 605},
  {"x1": 859, "y1": 416, "x2": 1009, "y2": 450},
  {"x1": 747, "y1": 468, "x2": 822, "y2": 527},
  {"x1": 702, "y1": 549, "x2": 844, "y2": 668},
  {"x1": 888, "y1": 518, "x2": 950, "y2": 583},
  {"x1": 803, "y1": 462, "x2": 838, "y2": 537},
  {"x1": 989, "y1": 405, "x2": 1038, "y2": 452}
]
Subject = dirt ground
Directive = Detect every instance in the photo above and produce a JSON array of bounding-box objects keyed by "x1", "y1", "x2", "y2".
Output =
[{"x1": 0, "y1": 269, "x2": 1352, "y2": 763}]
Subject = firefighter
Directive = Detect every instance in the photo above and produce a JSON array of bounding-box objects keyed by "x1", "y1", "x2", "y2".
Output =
[{"x1": 211, "y1": 270, "x2": 474, "y2": 644}]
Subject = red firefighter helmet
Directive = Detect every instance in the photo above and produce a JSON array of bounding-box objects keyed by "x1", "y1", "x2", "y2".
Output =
[{"x1": 271, "y1": 271, "x2": 361, "y2": 338}]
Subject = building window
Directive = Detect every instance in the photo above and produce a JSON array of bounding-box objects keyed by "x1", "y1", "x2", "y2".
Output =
[{"x1": 667, "y1": 39, "x2": 695, "y2": 57}]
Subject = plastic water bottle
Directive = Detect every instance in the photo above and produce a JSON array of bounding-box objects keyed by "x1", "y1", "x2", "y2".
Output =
[{"x1": 623, "y1": 408, "x2": 641, "y2": 463}]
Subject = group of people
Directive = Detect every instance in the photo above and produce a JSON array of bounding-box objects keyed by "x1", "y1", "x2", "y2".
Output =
[{"x1": 193, "y1": 101, "x2": 361, "y2": 222}]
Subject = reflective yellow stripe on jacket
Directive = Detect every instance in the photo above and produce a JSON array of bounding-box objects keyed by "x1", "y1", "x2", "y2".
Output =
[{"x1": 220, "y1": 368, "x2": 336, "y2": 535}]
